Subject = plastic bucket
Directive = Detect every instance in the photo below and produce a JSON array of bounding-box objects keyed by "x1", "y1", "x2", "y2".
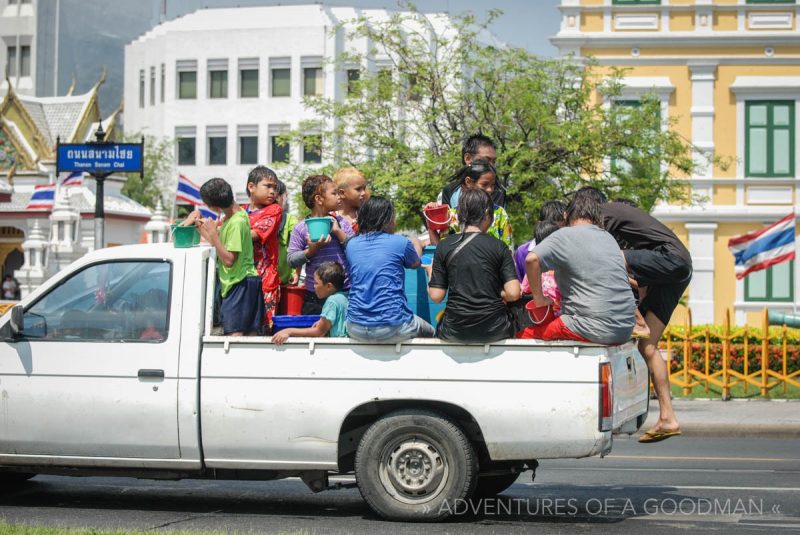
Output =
[
  {"x1": 273, "y1": 314, "x2": 321, "y2": 333},
  {"x1": 423, "y1": 204, "x2": 451, "y2": 231},
  {"x1": 171, "y1": 223, "x2": 200, "y2": 248},
  {"x1": 526, "y1": 300, "x2": 555, "y2": 325},
  {"x1": 306, "y1": 217, "x2": 332, "y2": 242},
  {"x1": 279, "y1": 285, "x2": 306, "y2": 316}
]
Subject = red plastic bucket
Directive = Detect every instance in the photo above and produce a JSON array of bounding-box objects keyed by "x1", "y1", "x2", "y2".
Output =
[
  {"x1": 525, "y1": 300, "x2": 555, "y2": 325},
  {"x1": 279, "y1": 285, "x2": 306, "y2": 315},
  {"x1": 423, "y1": 204, "x2": 451, "y2": 231}
]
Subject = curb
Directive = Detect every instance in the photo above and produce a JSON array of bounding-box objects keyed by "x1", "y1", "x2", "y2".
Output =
[{"x1": 675, "y1": 423, "x2": 800, "y2": 439}]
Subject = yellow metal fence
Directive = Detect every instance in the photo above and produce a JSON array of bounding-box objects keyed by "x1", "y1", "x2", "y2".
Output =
[{"x1": 663, "y1": 309, "x2": 800, "y2": 397}]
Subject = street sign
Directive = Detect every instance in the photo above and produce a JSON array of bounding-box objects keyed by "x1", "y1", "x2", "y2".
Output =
[{"x1": 57, "y1": 142, "x2": 144, "y2": 174}]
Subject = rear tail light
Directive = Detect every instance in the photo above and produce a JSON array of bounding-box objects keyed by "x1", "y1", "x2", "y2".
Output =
[{"x1": 599, "y1": 362, "x2": 613, "y2": 432}]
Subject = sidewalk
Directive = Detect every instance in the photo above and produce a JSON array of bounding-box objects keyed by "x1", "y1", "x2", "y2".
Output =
[{"x1": 640, "y1": 398, "x2": 800, "y2": 438}]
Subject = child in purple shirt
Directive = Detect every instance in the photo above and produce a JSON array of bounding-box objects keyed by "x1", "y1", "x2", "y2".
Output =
[{"x1": 287, "y1": 175, "x2": 355, "y2": 315}]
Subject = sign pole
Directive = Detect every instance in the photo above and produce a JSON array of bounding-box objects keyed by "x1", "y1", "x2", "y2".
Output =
[{"x1": 91, "y1": 125, "x2": 111, "y2": 250}]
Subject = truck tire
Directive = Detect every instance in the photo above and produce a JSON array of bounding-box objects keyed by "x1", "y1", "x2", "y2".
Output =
[
  {"x1": 354, "y1": 409, "x2": 477, "y2": 522},
  {"x1": 473, "y1": 472, "x2": 520, "y2": 498}
]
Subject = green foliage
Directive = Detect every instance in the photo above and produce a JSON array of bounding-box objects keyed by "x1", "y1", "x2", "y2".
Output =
[
  {"x1": 121, "y1": 133, "x2": 174, "y2": 209},
  {"x1": 283, "y1": 5, "x2": 709, "y2": 237}
]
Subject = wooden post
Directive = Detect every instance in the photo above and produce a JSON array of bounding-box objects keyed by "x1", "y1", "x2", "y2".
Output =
[
  {"x1": 761, "y1": 308, "x2": 769, "y2": 396},
  {"x1": 722, "y1": 309, "x2": 730, "y2": 399}
]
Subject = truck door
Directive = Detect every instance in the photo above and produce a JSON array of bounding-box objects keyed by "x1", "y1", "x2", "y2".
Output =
[{"x1": 0, "y1": 259, "x2": 182, "y2": 460}]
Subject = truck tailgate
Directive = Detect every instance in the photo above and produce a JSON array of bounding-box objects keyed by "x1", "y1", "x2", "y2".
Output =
[{"x1": 606, "y1": 342, "x2": 649, "y2": 429}]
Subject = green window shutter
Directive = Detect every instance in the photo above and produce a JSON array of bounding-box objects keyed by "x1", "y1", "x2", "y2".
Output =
[
  {"x1": 746, "y1": 101, "x2": 794, "y2": 178},
  {"x1": 745, "y1": 260, "x2": 794, "y2": 302}
]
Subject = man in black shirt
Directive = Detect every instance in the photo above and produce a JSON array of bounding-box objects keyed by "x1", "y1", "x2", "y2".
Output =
[{"x1": 575, "y1": 187, "x2": 691, "y2": 443}]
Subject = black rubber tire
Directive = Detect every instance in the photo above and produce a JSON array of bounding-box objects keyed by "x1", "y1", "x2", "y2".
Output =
[
  {"x1": 472, "y1": 472, "x2": 521, "y2": 498},
  {"x1": 0, "y1": 473, "x2": 34, "y2": 489},
  {"x1": 354, "y1": 409, "x2": 477, "y2": 522}
]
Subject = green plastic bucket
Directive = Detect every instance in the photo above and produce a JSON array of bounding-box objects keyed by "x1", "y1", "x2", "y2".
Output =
[
  {"x1": 171, "y1": 222, "x2": 200, "y2": 248},
  {"x1": 306, "y1": 217, "x2": 332, "y2": 242}
]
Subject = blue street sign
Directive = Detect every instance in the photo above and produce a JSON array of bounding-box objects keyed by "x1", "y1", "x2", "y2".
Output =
[{"x1": 57, "y1": 143, "x2": 143, "y2": 174}]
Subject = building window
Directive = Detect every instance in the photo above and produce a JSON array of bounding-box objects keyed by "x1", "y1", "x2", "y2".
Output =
[
  {"x1": 139, "y1": 69, "x2": 145, "y2": 108},
  {"x1": 6, "y1": 46, "x2": 16, "y2": 77},
  {"x1": 270, "y1": 135, "x2": 289, "y2": 164},
  {"x1": 240, "y1": 69, "x2": 258, "y2": 98},
  {"x1": 178, "y1": 71, "x2": 197, "y2": 99},
  {"x1": 209, "y1": 70, "x2": 228, "y2": 99},
  {"x1": 150, "y1": 66, "x2": 156, "y2": 105},
  {"x1": 271, "y1": 68, "x2": 290, "y2": 97},
  {"x1": 239, "y1": 135, "x2": 258, "y2": 165},
  {"x1": 303, "y1": 67, "x2": 323, "y2": 96},
  {"x1": 347, "y1": 69, "x2": 360, "y2": 97},
  {"x1": 746, "y1": 101, "x2": 794, "y2": 178},
  {"x1": 302, "y1": 135, "x2": 322, "y2": 164},
  {"x1": 612, "y1": 0, "x2": 660, "y2": 4},
  {"x1": 160, "y1": 64, "x2": 165, "y2": 103},
  {"x1": 19, "y1": 45, "x2": 30, "y2": 77},
  {"x1": 745, "y1": 261, "x2": 794, "y2": 302},
  {"x1": 610, "y1": 99, "x2": 660, "y2": 180},
  {"x1": 208, "y1": 136, "x2": 227, "y2": 165},
  {"x1": 177, "y1": 136, "x2": 196, "y2": 166}
]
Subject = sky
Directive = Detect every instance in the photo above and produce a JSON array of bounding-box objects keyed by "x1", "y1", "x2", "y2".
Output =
[{"x1": 158, "y1": 0, "x2": 563, "y2": 57}]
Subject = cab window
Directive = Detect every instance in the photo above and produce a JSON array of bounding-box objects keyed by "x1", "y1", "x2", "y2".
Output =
[{"x1": 23, "y1": 261, "x2": 171, "y2": 342}]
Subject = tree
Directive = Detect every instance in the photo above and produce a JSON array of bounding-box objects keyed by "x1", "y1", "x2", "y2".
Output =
[
  {"x1": 285, "y1": 5, "x2": 713, "y2": 238},
  {"x1": 121, "y1": 134, "x2": 175, "y2": 210}
]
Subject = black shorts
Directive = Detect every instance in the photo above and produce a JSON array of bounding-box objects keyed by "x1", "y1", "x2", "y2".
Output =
[
  {"x1": 301, "y1": 291, "x2": 326, "y2": 316},
  {"x1": 221, "y1": 276, "x2": 264, "y2": 334},
  {"x1": 624, "y1": 248, "x2": 692, "y2": 326}
]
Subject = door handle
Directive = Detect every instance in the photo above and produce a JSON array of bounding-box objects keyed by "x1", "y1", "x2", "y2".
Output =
[{"x1": 138, "y1": 369, "x2": 164, "y2": 379}]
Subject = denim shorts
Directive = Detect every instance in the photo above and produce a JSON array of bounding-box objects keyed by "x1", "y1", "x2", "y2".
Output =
[{"x1": 347, "y1": 315, "x2": 435, "y2": 343}]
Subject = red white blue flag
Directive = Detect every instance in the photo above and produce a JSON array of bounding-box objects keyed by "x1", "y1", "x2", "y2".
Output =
[
  {"x1": 59, "y1": 171, "x2": 83, "y2": 187},
  {"x1": 175, "y1": 174, "x2": 217, "y2": 220},
  {"x1": 25, "y1": 184, "x2": 57, "y2": 210},
  {"x1": 728, "y1": 213, "x2": 796, "y2": 280}
]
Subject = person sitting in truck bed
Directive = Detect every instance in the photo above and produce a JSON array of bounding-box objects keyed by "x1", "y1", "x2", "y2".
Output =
[
  {"x1": 345, "y1": 196, "x2": 435, "y2": 343},
  {"x1": 518, "y1": 192, "x2": 635, "y2": 344},
  {"x1": 426, "y1": 189, "x2": 521, "y2": 343},
  {"x1": 271, "y1": 261, "x2": 348, "y2": 344}
]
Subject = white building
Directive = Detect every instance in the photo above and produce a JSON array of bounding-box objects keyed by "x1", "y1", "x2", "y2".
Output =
[
  {"x1": 124, "y1": 4, "x2": 456, "y2": 198},
  {"x1": 1, "y1": 0, "x2": 36, "y2": 95}
]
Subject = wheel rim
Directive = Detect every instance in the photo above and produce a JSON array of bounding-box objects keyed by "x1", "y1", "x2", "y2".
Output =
[{"x1": 378, "y1": 433, "x2": 449, "y2": 505}]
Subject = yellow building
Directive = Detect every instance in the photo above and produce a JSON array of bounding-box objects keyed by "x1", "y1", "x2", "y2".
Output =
[{"x1": 553, "y1": 0, "x2": 800, "y2": 326}]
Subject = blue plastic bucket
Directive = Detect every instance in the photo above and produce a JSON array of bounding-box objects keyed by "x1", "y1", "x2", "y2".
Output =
[
  {"x1": 404, "y1": 245, "x2": 446, "y2": 328},
  {"x1": 273, "y1": 314, "x2": 321, "y2": 333},
  {"x1": 306, "y1": 217, "x2": 332, "y2": 242}
]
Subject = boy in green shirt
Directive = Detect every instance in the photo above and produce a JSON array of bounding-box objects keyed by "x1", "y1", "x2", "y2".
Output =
[{"x1": 187, "y1": 178, "x2": 263, "y2": 336}]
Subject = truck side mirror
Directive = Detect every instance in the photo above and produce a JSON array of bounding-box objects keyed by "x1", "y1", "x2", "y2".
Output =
[{"x1": 9, "y1": 305, "x2": 23, "y2": 337}]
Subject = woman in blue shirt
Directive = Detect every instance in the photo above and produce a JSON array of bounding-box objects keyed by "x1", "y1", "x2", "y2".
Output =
[{"x1": 345, "y1": 196, "x2": 435, "y2": 343}]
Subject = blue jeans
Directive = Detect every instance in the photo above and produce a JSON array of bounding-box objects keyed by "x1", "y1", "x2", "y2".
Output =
[{"x1": 347, "y1": 315, "x2": 435, "y2": 343}]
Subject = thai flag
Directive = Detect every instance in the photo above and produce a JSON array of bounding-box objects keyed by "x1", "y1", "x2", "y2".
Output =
[
  {"x1": 26, "y1": 184, "x2": 57, "y2": 210},
  {"x1": 59, "y1": 171, "x2": 83, "y2": 187},
  {"x1": 728, "y1": 213, "x2": 796, "y2": 280},
  {"x1": 175, "y1": 174, "x2": 217, "y2": 220}
]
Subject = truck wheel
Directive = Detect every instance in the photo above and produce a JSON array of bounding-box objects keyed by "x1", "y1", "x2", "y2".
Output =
[
  {"x1": 473, "y1": 472, "x2": 520, "y2": 498},
  {"x1": 355, "y1": 409, "x2": 477, "y2": 522}
]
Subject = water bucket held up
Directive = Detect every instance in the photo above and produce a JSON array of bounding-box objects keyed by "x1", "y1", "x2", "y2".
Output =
[
  {"x1": 423, "y1": 204, "x2": 451, "y2": 232},
  {"x1": 170, "y1": 222, "x2": 200, "y2": 248},
  {"x1": 306, "y1": 217, "x2": 332, "y2": 242}
]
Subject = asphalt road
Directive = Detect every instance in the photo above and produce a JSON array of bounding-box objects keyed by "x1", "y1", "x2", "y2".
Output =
[{"x1": 1, "y1": 436, "x2": 799, "y2": 534}]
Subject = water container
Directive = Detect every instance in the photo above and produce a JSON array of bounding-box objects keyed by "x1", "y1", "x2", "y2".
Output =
[
  {"x1": 404, "y1": 245, "x2": 446, "y2": 328},
  {"x1": 306, "y1": 217, "x2": 332, "y2": 241},
  {"x1": 423, "y1": 204, "x2": 451, "y2": 231},
  {"x1": 279, "y1": 285, "x2": 306, "y2": 316},
  {"x1": 272, "y1": 314, "x2": 321, "y2": 333},
  {"x1": 170, "y1": 223, "x2": 200, "y2": 248}
]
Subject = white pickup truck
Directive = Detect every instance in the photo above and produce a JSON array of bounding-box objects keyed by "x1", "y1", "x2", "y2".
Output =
[{"x1": 0, "y1": 243, "x2": 649, "y2": 521}]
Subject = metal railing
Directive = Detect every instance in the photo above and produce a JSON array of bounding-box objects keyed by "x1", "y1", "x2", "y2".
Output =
[{"x1": 663, "y1": 309, "x2": 800, "y2": 397}]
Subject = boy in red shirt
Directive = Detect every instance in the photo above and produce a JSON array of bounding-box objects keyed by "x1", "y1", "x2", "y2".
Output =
[{"x1": 247, "y1": 166, "x2": 283, "y2": 329}]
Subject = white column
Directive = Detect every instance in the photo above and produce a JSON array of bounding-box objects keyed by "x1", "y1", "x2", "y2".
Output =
[
  {"x1": 689, "y1": 62, "x2": 717, "y2": 206},
  {"x1": 686, "y1": 223, "x2": 717, "y2": 324}
]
